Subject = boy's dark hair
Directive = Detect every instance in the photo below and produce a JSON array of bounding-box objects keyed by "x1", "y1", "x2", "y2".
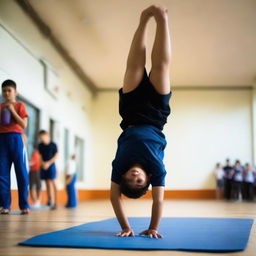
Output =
[
  {"x1": 1, "y1": 79, "x2": 17, "y2": 89},
  {"x1": 120, "y1": 176, "x2": 150, "y2": 199},
  {"x1": 38, "y1": 130, "x2": 48, "y2": 135},
  {"x1": 235, "y1": 159, "x2": 240, "y2": 164}
]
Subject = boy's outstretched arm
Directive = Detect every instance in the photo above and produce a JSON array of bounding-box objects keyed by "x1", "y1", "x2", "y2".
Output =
[
  {"x1": 140, "y1": 186, "x2": 164, "y2": 238},
  {"x1": 110, "y1": 182, "x2": 134, "y2": 237}
]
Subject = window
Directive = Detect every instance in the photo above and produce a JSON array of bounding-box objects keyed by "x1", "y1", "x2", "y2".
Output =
[
  {"x1": 49, "y1": 118, "x2": 55, "y2": 141},
  {"x1": 64, "y1": 128, "x2": 70, "y2": 172},
  {"x1": 75, "y1": 136, "x2": 85, "y2": 181},
  {"x1": 17, "y1": 96, "x2": 40, "y2": 158}
]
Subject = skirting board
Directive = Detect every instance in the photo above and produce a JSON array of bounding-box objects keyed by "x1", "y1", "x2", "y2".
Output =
[{"x1": 10, "y1": 189, "x2": 215, "y2": 209}]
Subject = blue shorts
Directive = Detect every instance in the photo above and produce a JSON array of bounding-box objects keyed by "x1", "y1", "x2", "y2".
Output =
[
  {"x1": 119, "y1": 68, "x2": 171, "y2": 130},
  {"x1": 40, "y1": 164, "x2": 57, "y2": 180},
  {"x1": 216, "y1": 179, "x2": 224, "y2": 189}
]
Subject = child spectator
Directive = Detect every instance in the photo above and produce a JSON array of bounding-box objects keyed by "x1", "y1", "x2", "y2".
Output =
[
  {"x1": 29, "y1": 145, "x2": 41, "y2": 207},
  {"x1": 214, "y1": 163, "x2": 225, "y2": 199},
  {"x1": 65, "y1": 154, "x2": 78, "y2": 208},
  {"x1": 223, "y1": 159, "x2": 234, "y2": 200},
  {"x1": 231, "y1": 160, "x2": 243, "y2": 201},
  {"x1": 0, "y1": 79, "x2": 29, "y2": 214},
  {"x1": 38, "y1": 130, "x2": 58, "y2": 210},
  {"x1": 243, "y1": 163, "x2": 255, "y2": 201}
]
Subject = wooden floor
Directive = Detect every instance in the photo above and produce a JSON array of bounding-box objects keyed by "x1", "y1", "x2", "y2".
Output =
[{"x1": 1, "y1": 199, "x2": 256, "y2": 256}]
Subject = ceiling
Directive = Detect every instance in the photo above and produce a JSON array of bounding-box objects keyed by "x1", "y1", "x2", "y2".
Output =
[{"x1": 28, "y1": 0, "x2": 256, "y2": 89}]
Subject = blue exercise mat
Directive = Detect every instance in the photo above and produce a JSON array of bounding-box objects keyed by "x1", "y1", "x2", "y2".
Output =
[{"x1": 19, "y1": 217, "x2": 253, "y2": 252}]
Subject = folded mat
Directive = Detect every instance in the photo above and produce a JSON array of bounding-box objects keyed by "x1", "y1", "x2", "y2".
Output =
[{"x1": 19, "y1": 217, "x2": 253, "y2": 252}]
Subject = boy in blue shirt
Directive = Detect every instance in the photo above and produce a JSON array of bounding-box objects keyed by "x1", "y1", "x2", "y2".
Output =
[
  {"x1": 0, "y1": 79, "x2": 30, "y2": 214},
  {"x1": 111, "y1": 5, "x2": 171, "y2": 239},
  {"x1": 38, "y1": 130, "x2": 58, "y2": 210}
]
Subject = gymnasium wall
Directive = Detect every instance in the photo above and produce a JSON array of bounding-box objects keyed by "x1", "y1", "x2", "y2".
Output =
[
  {"x1": 91, "y1": 89, "x2": 252, "y2": 189},
  {"x1": 0, "y1": 0, "x2": 94, "y2": 190},
  {"x1": 0, "y1": 0, "x2": 253, "y2": 193}
]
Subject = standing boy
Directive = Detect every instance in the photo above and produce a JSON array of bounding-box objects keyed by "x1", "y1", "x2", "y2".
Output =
[
  {"x1": 110, "y1": 6, "x2": 171, "y2": 238},
  {"x1": 29, "y1": 144, "x2": 42, "y2": 207},
  {"x1": 214, "y1": 163, "x2": 225, "y2": 199},
  {"x1": 243, "y1": 163, "x2": 255, "y2": 201},
  {"x1": 0, "y1": 79, "x2": 30, "y2": 214},
  {"x1": 231, "y1": 160, "x2": 243, "y2": 201},
  {"x1": 223, "y1": 159, "x2": 234, "y2": 200},
  {"x1": 65, "y1": 154, "x2": 78, "y2": 208},
  {"x1": 38, "y1": 130, "x2": 58, "y2": 210}
]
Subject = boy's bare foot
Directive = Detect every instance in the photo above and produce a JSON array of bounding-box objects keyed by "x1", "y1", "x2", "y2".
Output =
[
  {"x1": 140, "y1": 5, "x2": 155, "y2": 24},
  {"x1": 0, "y1": 209, "x2": 10, "y2": 214},
  {"x1": 151, "y1": 5, "x2": 168, "y2": 22},
  {"x1": 20, "y1": 208, "x2": 30, "y2": 215}
]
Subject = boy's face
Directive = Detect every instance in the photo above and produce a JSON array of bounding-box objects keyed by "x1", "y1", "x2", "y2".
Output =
[
  {"x1": 2, "y1": 86, "x2": 17, "y2": 102},
  {"x1": 123, "y1": 165, "x2": 148, "y2": 189},
  {"x1": 38, "y1": 133, "x2": 50, "y2": 144}
]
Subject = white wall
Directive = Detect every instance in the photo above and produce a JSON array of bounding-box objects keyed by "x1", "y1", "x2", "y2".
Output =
[
  {"x1": 91, "y1": 89, "x2": 252, "y2": 190},
  {"x1": 0, "y1": 0, "x2": 253, "y2": 191},
  {"x1": 165, "y1": 89, "x2": 252, "y2": 189},
  {"x1": 251, "y1": 84, "x2": 256, "y2": 166},
  {"x1": 90, "y1": 92, "x2": 122, "y2": 189},
  {"x1": 0, "y1": 0, "x2": 93, "y2": 190}
]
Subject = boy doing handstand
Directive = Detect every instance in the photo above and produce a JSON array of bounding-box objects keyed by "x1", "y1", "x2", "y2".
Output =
[{"x1": 111, "y1": 5, "x2": 172, "y2": 238}]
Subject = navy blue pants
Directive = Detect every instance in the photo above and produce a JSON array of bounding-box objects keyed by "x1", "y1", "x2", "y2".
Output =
[
  {"x1": 0, "y1": 133, "x2": 29, "y2": 209},
  {"x1": 66, "y1": 174, "x2": 77, "y2": 208}
]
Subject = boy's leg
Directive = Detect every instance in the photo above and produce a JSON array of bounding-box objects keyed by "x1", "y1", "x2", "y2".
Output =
[
  {"x1": 0, "y1": 158, "x2": 12, "y2": 210},
  {"x1": 36, "y1": 189, "x2": 42, "y2": 202},
  {"x1": 52, "y1": 179, "x2": 57, "y2": 207},
  {"x1": 36, "y1": 172, "x2": 42, "y2": 202},
  {"x1": 46, "y1": 179, "x2": 52, "y2": 204},
  {"x1": 149, "y1": 7, "x2": 171, "y2": 95},
  {"x1": 30, "y1": 189, "x2": 36, "y2": 203},
  {"x1": 13, "y1": 145, "x2": 30, "y2": 210},
  {"x1": 0, "y1": 135, "x2": 13, "y2": 210},
  {"x1": 122, "y1": 6, "x2": 154, "y2": 93},
  {"x1": 29, "y1": 172, "x2": 36, "y2": 203}
]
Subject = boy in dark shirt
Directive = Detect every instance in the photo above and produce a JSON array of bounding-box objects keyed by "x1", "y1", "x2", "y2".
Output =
[
  {"x1": 111, "y1": 5, "x2": 171, "y2": 238},
  {"x1": 223, "y1": 158, "x2": 234, "y2": 200},
  {"x1": 38, "y1": 130, "x2": 58, "y2": 210}
]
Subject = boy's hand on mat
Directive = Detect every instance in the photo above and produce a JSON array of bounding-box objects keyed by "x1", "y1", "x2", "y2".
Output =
[
  {"x1": 139, "y1": 229, "x2": 163, "y2": 238},
  {"x1": 116, "y1": 228, "x2": 135, "y2": 237}
]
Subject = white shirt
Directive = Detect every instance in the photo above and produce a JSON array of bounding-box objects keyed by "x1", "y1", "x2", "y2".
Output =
[
  {"x1": 214, "y1": 168, "x2": 225, "y2": 180},
  {"x1": 234, "y1": 167, "x2": 243, "y2": 182},
  {"x1": 66, "y1": 159, "x2": 76, "y2": 176},
  {"x1": 244, "y1": 170, "x2": 255, "y2": 183}
]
